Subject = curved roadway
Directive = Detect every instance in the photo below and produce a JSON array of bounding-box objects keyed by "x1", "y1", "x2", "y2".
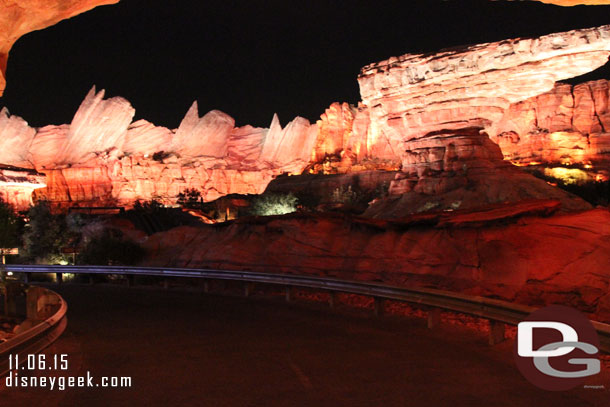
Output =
[{"x1": 0, "y1": 284, "x2": 608, "y2": 406}]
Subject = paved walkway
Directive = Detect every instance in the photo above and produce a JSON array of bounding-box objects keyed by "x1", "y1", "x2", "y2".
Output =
[{"x1": 0, "y1": 284, "x2": 608, "y2": 406}]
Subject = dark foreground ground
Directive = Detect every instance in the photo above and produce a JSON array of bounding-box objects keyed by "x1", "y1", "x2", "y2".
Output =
[{"x1": 0, "y1": 284, "x2": 608, "y2": 406}]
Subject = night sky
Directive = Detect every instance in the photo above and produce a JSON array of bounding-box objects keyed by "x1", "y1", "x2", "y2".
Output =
[{"x1": 1, "y1": 0, "x2": 610, "y2": 129}]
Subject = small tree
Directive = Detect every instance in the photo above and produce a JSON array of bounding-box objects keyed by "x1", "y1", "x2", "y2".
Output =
[
  {"x1": 177, "y1": 188, "x2": 203, "y2": 209},
  {"x1": 133, "y1": 199, "x2": 163, "y2": 213},
  {"x1": 0, "y1": 198, "x2": 20, "y2": 248},
  {"x1": 22, "y1": 200, "x2": 68, "y2": 263}
]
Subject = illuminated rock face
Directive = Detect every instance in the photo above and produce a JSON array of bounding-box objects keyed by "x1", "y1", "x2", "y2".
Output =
[
  {"x1": 34, "y1": 158, "x2": 280, "y2": 207},
  {"x1": 356, "y1": 25, "x2": 610, "y2": 213},
  {"x1": 358, "y1": 25, "x2": 610, "y2": 144},
  {"x1": 170, "y1": 102, "x2": 234, "y2": 159},
  {"x1": 259, "y1": 114, "x2": 318, "y2": 172},
  {"x1": 310, "y1": 102, "x2": 402, "y2": 174},
  {"x1": 0, "y1": 165, "x2": 45, "y2": 210},
  {"x1": 3, "y1": 25, "x2": 610, "y2": 211},
  {"x1": 59, "y1": 87, "x2": 135, "y2": 165},
  {"x1": 491, "y1": 80, "x2": 610, "y2": 165},
  {"x1": 364, "y1": 128, "x2": 590, "y2": 217},
  {"x1": 0, "y1": 107, "x2": 36, "y2": 167},
  {"x1": 1, "y1": 87, "x2": 319, "y2": 208},
  {"x1": 0, "y1": 0, "x2": 119, "y2": 95}
]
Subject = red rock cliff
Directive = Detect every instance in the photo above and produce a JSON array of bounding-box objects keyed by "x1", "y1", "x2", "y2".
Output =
[{"x1": 140, "y1": 207, "x2": 610, "y2": 323}]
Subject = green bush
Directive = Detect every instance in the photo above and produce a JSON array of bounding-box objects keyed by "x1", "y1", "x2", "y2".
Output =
[{"x1": 250, "y1": 193, "x2": 298, "y2": 216}]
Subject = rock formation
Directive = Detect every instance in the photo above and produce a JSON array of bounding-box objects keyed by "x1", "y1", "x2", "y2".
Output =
[
  {"x1": 363, "y1": 127, "x2": 590, "y2": 218},
  {"x1": 139, "y1": 206, "x2": 610, "y2": 323},
  {"x1": 356, "y1": 25, "x2": 610, "y2": 214},
  {"x1": 0, "y1": 164, "x2": 45, "y2": 210},
  {"x1": 170, "y1": 103, "x2": 234, "y2": 159},
  {"x1": 59, "y1": 87, "x2": 135, "y2": 165},
  {"x1": 0, "y1": 107, "x2": 36, "y2": 167},
  {"x1": 1, "y1": 25, "x2": 610, "y2": 213},
  {"x1": 490, "y1": 80, "x2": 610, "y2": 166},
  {"x1": 0, "y1": 86, "x2": 321, "y2": 208},
  {"x1": 0, "y1": 0, "x2": 119, "y2": 95},
  {"x1": 358, "y1": 25, "x2": 610, "y2": 143}
]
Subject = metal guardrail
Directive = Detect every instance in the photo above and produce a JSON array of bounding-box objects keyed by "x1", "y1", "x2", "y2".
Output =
[
  {"x1": 4, "y1": 264, "x2": 610, "y2": 353},
  {"x1": 0, "y1": 284, "x2": 68, "y2": 376}
]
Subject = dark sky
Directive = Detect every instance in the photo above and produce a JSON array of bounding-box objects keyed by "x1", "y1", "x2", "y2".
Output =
[{"x1": 1, "y1": 0, "x2": 610, "y2": 129}]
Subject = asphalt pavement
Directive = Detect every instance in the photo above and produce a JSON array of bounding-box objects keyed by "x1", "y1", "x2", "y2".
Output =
[{"x1": 0, "y1": 283, "x2": 608, "y2": 406}]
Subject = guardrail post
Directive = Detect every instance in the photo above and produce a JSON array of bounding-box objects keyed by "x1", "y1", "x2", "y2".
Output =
[
  {"x1": 285, "y1": 286, "x2": 293, "y2": 302},
  {"x1": 244, "y1": 282, "x2": 254, "y2": 297},
  {"x1": 329, "y1": 291, "x2": 337, "y2": 309},
  {"x1": 489, "y1": 320, "x2": 505, "y2": 345},
  {"x1": 126, "y1": 274, "x2": 135, "y2": 287},
  {"x1": 163, "y1": 278, "x2": 169, "y2": 289},
  {"x1": 23, "y1": 272, "x2": 31, "y2": 284},
  {"x1": 88, "y1": 274, "x2": 95, "y2": 285},
  {"x1": 55, "y1": 273, "x2": 63, "y2": 285},
  {"x1": 202, "y1": 279, "x2": 210, "y2": 293},
  {"x1": 374, "y1": 297, "x2": 384, "y2": 317},
  {"x1": 26, "y1": 286, "x2": 45, "y2": 320},
  {"x1": 427, "y1": 308, "x2": 441, "y2": 329}
]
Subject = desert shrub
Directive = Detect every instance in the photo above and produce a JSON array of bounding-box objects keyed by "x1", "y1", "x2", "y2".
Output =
[
  {"x1": 250, "y1": 193, "x2": 298, "y2": 216},
  {"x1": 79, "y1": 229, "x2": 144, "y2": 266}
]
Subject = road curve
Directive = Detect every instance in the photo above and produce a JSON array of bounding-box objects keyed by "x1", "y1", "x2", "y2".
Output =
[{"x1": 0, "y1": 284, "x2": 608, "y2": 406}]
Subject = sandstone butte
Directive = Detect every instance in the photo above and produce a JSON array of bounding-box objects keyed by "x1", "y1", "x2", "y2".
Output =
[
  {"x1": 0, "y1": 0, "x2": 120, "y2": 96},
  {"x1": 0, "y1": 24, "x2": 609, "y2": 214}
]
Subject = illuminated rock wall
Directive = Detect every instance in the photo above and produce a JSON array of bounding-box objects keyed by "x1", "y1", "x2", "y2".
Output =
[
  {"x1": 491, "y1": 80, "x2": 610, "y2": 166},
  {"x1": 358, "y1": 25, "x2": 610, "y2": 144},
  {"x1": 1, "y1": 25, "x2": 610, "y2": 211},
  {"x1": 1, "y1": 86, "x2": 320, "y2": 208},
  {"x1": 356, "y1": 25, "x2": 610, "y2": 214},
  {"x1": 0, "y1": 165, "x2": 45, "y2": 210}
]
